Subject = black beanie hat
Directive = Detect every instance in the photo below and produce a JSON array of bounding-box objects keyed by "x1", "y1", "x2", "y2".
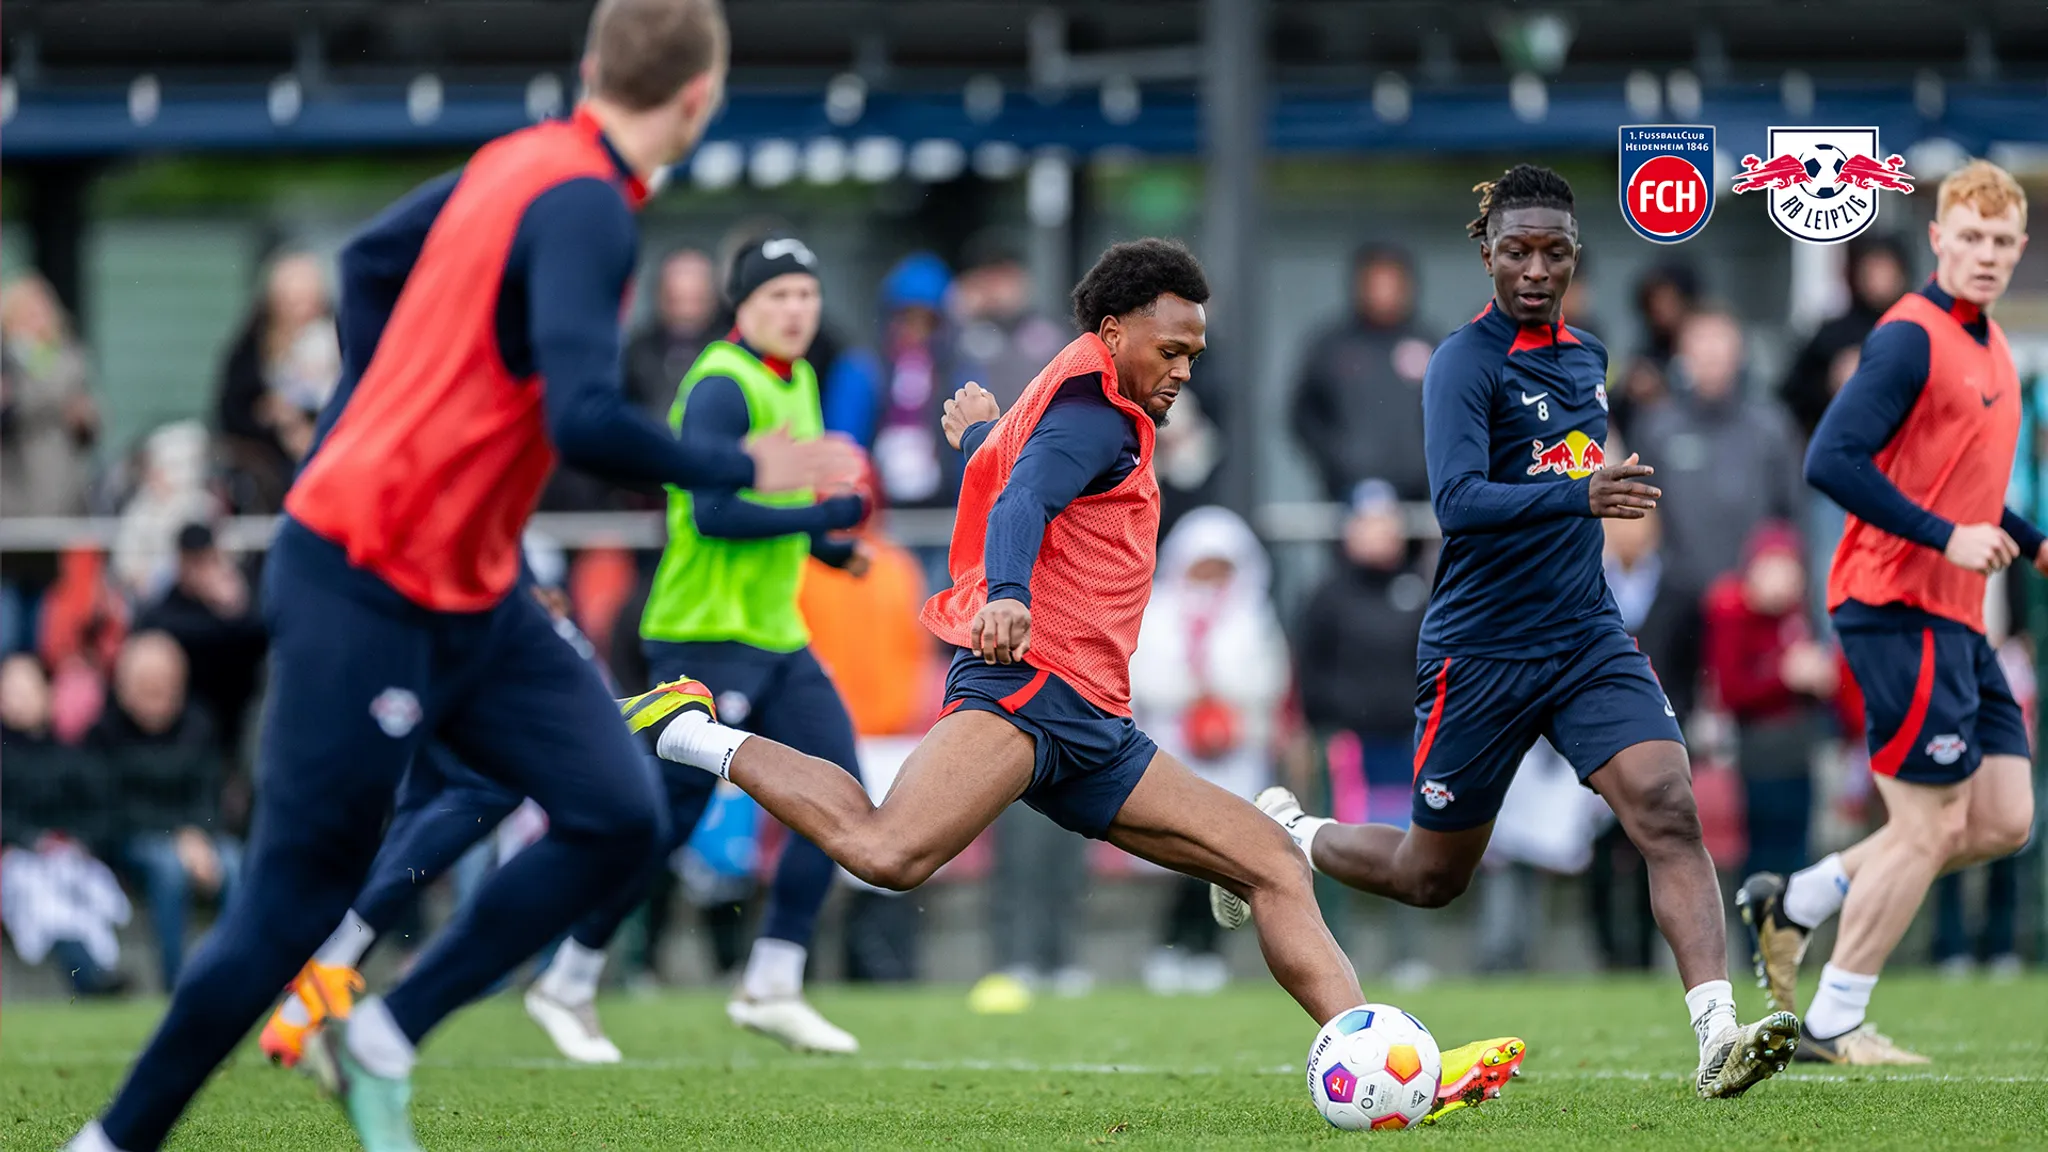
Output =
[{"x1": 726, "y1": 235, "x2": 820, "y2": 308}]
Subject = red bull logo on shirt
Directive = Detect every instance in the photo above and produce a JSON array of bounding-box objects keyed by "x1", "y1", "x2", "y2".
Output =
[
  {"x1": 1526, "y1": 430, "x2": 1605, "y2": 479},
  {"x1": 1732, "y1": 127, "x2": 1913, "y2": 244}
]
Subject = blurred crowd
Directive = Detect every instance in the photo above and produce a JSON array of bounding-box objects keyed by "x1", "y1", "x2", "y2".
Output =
[{"x1": 1, "y1": 229, "x2": 2035, "y2": 999}]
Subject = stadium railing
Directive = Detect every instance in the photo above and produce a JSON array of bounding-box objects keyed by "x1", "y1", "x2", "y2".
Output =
[{"x1": 0, "y1": 502, "x2": 1443, "y2": 554}]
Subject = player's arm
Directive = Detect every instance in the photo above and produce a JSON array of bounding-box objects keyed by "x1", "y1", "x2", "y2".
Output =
[
  {"x1": 524, "y1": 181, "x2": 851, "y2": 495},
  {"x1": 2001, "y1": 508, "x2": 2047, "y2": 567},
  {"x1": 1423, "y1": 341, "x2": 1599, "y2": 532},
  {"x1": 810, "y1": 535, "x2": 859, "y2": 569},
  {"x1": 972, "y1": 392, "x2": 1128, "y2": 663},
  {"x1": 959, "y1": 420, "x2": 997, "y2": 459},
  {"x1": 677, "y1": 375, "x2": 864, "y2": 540},
  {"x1": 1804, "y1": 321, "x2": 1974, "y2": 557},
  {"x1": 315, "y1": 169, "x2": 461, "y2": 448}
]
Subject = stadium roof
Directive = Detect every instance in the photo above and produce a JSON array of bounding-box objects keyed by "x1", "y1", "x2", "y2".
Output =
[{"x1": 7, "y1": 0, "x2": 2047, "y2": 87}]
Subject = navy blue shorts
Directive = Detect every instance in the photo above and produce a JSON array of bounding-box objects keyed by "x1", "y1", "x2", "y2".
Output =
[
  {"x1": 940, "y1": 650, "x2": 1157, "y2": 839},
  {"x1": 1837, "y1": 619, "x2": 2027, "y2": 785},
  {"x1": 1411, "y1": 626, "x2": 1684, "y2": 832}
]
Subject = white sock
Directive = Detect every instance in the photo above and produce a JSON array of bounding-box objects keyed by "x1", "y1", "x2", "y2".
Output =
[
  {"x1": 536, "y1": 938, "x2": 609, "y2": 1005},
  {"x1": 656, "y1": 711, "x2": 752, "y2": 779},
  {"x1": 1782, "y1": 853, "x2": 1850, "y2": 929},
  {"x1": 740, "y1": 937, "x2": 808, "y2": 1001},
  {"x1": 315, "y1": 909, "x2": 376, "y2": 968},
  {"x1": 345, "y1": 996, "x2": 416, "y2": 1080},
  {"x1": 1805, "y1": 964, "x2": 1878, "y2": 1039},
  {"x1": 1285, "y1": 816, "x2": 1334, "y2": 870},
  {"x1": 69, "y1": 1121, "x2": 127, "y2": 1152},
  {"x1": 1684, "y1": 979, "x2": 1739, "y2": 1055}
]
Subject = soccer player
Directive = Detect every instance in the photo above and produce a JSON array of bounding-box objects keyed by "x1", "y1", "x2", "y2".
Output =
[
  {"x1": 1737, "y1": 159, "x2": 2037, "y2": 1065},
  {"x1": 1210, "y1": 166, "x2": 1798, "y2": 1099},
  {"x1": 626, "y1": 238, "x2": 1530, "y2": 1124},
  {"x1": 70, "y1": 3, "x2": 859, "y2": 1150},
  {"x1": 525, "y1": 233, "x2": 868, "y2": 1060}
]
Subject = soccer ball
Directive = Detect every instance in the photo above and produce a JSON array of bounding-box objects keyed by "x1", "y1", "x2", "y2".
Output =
[
  {"x1": 1801, "y1": 143, "x2": 1850, "y2": 198},
  {"x1": 1305, "y1": 1003, "x2": 1443, "y2": 1131}
]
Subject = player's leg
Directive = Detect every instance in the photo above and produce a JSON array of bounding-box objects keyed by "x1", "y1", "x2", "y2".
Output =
[
  {"x1": 726, "y1": 647, "x2": 865, "y2": 1052},
  {"x1": 1558, "y1": 630, "x2": 1794, "y2": 1098},
  {"x1": 1954, "y1": 754, "x2": 2034, "y2": 868},
  {"x1": 261, "y1": 746, "x2": 522, "y2": 1067},
  {"x1": 1107, "y1": 750, "x2": 1359, "y2": 1021},
  {"x1": 88, "y1": 530, "x2": 432, "y2": 1152},
  {"x1": 1294, "y1": 820, "x2": 1496, "y2": 909},
  {"x1": 1214, "y1": 654, "x2": 1534, "y2": 922},
  {"x1": 1104, "y1": 749, "x2": 1524, "y2": 1120},
  {"x1": 359, "y1": 593, "x2": 665, "y2": 1083},
  {"x1": 646, "y1": 699, "x2": 1032, "y2": 891},
  {"x1": 1590, "y1": 739, "x2": 1801, "y2": 1094},
  {"x1": 527, "y1": 756, "x2": 713, "y2": 1064},
  {"x1": 1585, "y1": 742, "x2": 1724, "y2": 990}
]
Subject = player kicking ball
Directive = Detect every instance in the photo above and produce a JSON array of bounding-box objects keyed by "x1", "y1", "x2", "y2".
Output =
[
  {"x1": 625, "y1": 238, "x2": 1527, "y2": 1124},
  {"x1": 1737, "y1": 159, "x2": 2037, "y2": 1065},
  {"x1": 1211, "y1": 165, "x2": 1797, "y2": 1100}
]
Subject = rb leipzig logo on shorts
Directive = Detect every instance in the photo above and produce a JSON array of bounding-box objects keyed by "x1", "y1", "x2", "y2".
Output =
[
  {"x1": 1619, "y1": 125, "x2": 1716, "y2": 244},
  {"x1": 1731, "y1": 127, "x2": 1915, "y2": 244}
]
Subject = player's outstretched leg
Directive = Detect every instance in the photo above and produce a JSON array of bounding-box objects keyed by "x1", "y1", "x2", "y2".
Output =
[
  {"x1": 1106, "y1": 752, "x2": 1524, "y2": 1122},
  {"x1": 263, "y1": 747, "x2": 520, "y2": 1068},
  {"x1": 631, "y1": 684, "x2": 1033, "y2": 893}
]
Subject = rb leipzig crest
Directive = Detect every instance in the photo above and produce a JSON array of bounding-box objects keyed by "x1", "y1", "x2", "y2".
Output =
[
  {"x1": 1731, "y1": 127, "x2": 1914, "y2": 244},
  {"x1": 1619, "y1": 125, "x2": 1716, "y2": 244}
]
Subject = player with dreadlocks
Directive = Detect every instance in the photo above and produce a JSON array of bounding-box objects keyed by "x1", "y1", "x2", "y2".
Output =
[{"x1": 1212, "y1": 165, "x2": 1802, "y2": 1099}]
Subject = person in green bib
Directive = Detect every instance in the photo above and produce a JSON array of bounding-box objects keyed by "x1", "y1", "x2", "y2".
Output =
[{"x1": 524, "y1": 235, "x2": 870, "y2": 1060}]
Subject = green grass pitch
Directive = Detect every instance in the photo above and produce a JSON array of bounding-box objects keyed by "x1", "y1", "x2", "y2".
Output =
[{"x1": 4, "y1": 973, "x2": 2042, "y2": 1149}]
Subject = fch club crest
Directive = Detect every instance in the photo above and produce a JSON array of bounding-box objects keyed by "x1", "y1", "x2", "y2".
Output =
[
  {"x1": 1619, "y1": 125, "x2": 1716, "y2": 244},
  {"x1": 1731, "y1": 127, "x2": 1915, "y2": 244}
]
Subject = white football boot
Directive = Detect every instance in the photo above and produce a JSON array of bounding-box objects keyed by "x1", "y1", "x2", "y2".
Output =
[
  {"x1": 727, "y1": 995, "x2": 860, "y2": 1054},
  {"x1": 523, "y1": 986, "x2": 623, "y2": 1064}
]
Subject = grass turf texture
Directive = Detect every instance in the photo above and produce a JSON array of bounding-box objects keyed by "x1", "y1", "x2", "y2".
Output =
[{"x1": 4, "y1": 974, "x2": 2042, "y2": 1149}]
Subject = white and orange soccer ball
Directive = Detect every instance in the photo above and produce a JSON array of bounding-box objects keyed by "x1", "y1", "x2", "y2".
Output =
[{"x1": 1305, "y1": 1003, "x2": 1443, "y2": 1131}]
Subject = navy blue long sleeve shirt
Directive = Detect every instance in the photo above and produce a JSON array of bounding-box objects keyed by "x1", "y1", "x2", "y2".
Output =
[
  {"x1": 1804, "y1": 282, "x2": 2045, "y2": 562},
  {"x1": 673, "y1": 345, "x2": 865, "y2": 543},
  {"x1": 318, "y1": 149, "x2": 754, "y2": 492},
  {"x1": 962, "y1": 375, "x2": 1139, "y2": 606},
  {"x1": 1419, "y1": 302, "x2": 1619, "y2": 659}
]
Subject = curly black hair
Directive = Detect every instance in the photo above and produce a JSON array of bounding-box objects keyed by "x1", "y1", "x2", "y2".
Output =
[
  {"x1": 1071, "y1": 238, "x2": 1211, "y2": 335},
  {"x1": 1467, "y1": 164, "x2": 1576, "y2": 241}
]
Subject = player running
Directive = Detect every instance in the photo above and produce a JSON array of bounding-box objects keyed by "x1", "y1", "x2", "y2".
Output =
[
  {"x1": 625, "y1": 238, "x2": 1528, "y2": 1124},
  {"x1": 524, "y1": 233, "x2": 868, "y2": 1060},
  {"x1": 1210, "y1": 165, "x2": 1798, "y2": 1099},
  {"x1": 1737, "y1": 159, "x2": 2037, "y2": 1065},
  {"x1": 71, "y1": 3, "x2": 858, "y2": 1150}
]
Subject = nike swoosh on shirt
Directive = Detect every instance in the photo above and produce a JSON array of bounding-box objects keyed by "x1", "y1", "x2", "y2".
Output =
[
  {"x1": 1520, "y1": 392, "x2": 1548, "y2": 405},
  {"x1": 1980, "y1": 392, "x2": 2000, "y2": 407}
]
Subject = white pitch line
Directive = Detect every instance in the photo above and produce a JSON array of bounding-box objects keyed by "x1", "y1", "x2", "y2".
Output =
[{"x1": 9, "y1": 1052, "x2": 2045, "y2": 1086}]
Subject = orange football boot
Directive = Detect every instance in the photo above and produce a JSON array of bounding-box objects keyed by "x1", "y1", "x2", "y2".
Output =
[{"x1": 259, "y1": 960, "x2": 366, "y2": 1068}]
